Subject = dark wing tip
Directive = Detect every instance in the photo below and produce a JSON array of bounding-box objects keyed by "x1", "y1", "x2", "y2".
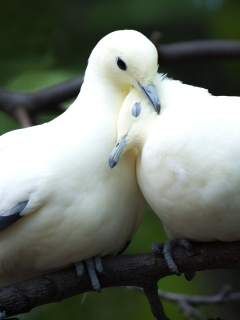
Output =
[{"x1": 0, "y1": 200, "x2": 28, "y2": 231}]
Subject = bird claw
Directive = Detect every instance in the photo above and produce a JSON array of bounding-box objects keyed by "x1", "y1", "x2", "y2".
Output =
[
  {"x1": 75, "y1": 261, "x2": 85, "y2": 277},
  {"x1": 151, "y1": 241, "x2": 164, "y2": 255},
  {"x1": 163, "y1": 240, "x2": 182, "y2": 276},
  {"x1": 152, "y1": 239, "x2": 194, "y2": 280},
  {"x1": 75, "y1": 256, "x2": 103, "y2": 293},
  {"x1": 93, "y1": 256, "x2": 103, "y2": 274}
]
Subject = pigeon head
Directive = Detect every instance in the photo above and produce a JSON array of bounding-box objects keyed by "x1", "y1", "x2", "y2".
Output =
[
  {"x1": 109, "y1": 87, "x2": 157, "y2": 168},
  {"x1": 87, "y1": 30, "x2": 161, "y2": 113}
]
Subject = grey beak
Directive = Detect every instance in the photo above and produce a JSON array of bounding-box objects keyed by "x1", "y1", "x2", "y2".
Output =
[
  {"x1": 138, "y1": 82, "x2": 161, "y2": 114},
  {"x1": 109, "y1": 136, "x2": 127, "y2": 168}
]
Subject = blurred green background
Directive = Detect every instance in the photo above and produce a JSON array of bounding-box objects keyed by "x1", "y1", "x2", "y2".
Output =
[{"x1": 1, "y1": 0, "x2": 240, "y2": 319}]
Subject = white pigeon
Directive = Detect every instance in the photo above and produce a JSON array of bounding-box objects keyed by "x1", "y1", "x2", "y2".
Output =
[
  {"x1": 109, "y1": 73, "x2": 240, "y2": 276},
  {"x1": 0, "y1": 30, "x2": 161, "y2": 290}
]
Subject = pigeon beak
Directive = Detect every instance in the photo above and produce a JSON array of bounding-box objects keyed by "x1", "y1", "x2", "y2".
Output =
[
  {"x1": 138, "y1": 82, "x2": 161, "y2": 114},
  {"x1": 109, "y1": 136, "x2": 127, "y2": 168}
]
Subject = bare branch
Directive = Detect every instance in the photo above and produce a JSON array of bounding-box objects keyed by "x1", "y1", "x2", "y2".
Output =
[
  {"x1": 143, "y1": 284, "x2": 170, "y2": 320},
  {"x1": 178, "y1": 299, "x2": 204, "y2": 320},
  {"x1": 157, "y1": 286, "x2": 233, "y2": 320},
  {"x1": 157, "y1": 39, "x2": 240, "y2": 63},
  {"x1": 129, "y1": 285, "x2": 237, "y2": 319},
  {"x1": 0, "y1": 76, "x2": 83, "y2": 118},
  {"x1": 0, "y1": 241, "x2": 240, "y2": 318},
  {"x1": 157, "y1": 285, "x2": 238, "y2": 306}
]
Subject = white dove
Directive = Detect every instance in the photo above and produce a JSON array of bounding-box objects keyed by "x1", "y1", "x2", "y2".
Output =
[
  {"x1": 109, "y1": 73, "x2": 240, "y2": 277},
  {"x1": 0, "y1": 30, "x2": 160, "y2": 291}
]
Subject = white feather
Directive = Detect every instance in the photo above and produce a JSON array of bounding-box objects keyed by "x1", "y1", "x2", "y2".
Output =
[
  {"x1": 0, "y1": 30, "x2": 160, "y2": 283},
  {"x1": 114, "y1": 74, "x2": 240, "y2": 243}
]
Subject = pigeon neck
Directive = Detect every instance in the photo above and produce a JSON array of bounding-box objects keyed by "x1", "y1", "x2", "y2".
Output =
[{"x1": 82, "y1": 71, "x2": 130, "y2": 114}]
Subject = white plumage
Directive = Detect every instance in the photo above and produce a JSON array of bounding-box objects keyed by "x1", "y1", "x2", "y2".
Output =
[
  {"x1": 0, "y1": 30, "x2": 160, "y2": 284},
  {"x1": 110, "y1": 73, "x2": 240, "y2": 243}
]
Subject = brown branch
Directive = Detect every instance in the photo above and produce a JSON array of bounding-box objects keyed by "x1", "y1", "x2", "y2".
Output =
[
  {"x1": 150, "y1": 32, "x2": 240, "y2": 62},
  {"x1": 143, "y1": 284, "x2": 170, "y2": 320},
  {"x1": 0, "y1": 76, "x2": 83, "y2": 120},
  {"x1": 0, "y1": 241, "x2": 240, "y2": 318},
  {"x1": 156, "y1": 39, "x2": 240, "y2": 63}
]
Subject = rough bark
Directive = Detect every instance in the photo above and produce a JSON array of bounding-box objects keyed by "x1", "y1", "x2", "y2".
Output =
[{"x1": 0, "y1": 241, "x2": 240, "y2": 318}]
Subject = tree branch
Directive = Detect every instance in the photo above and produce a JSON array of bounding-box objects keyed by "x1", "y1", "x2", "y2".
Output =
[
  {"x1": 0, "y1": 241, "x2": 240, "y2": 318},
  {"x1": 150, "y1": 32, "x2": 240, "y2": 62},
  {"x1": 129, "y1": 285, "x2": 235, "y2": 320},
  {"x1": 0, "y1": 76, "x2": 83, "y2": 119},
  {"x1": 157, "y1": 285, "x2": 238, "y2": 306},
  {"x1": 178, "y1": 299, "x2": 204, "y2": 320},
  {"x1": 157, "y1": 285, "x2": 236, "y2": 320},
  {"x1": 157, "y1": 40, "x2": 240, "y2": 63},
  {"x1": 143, "y1": 284, "x2": 170, "y2": 320}
]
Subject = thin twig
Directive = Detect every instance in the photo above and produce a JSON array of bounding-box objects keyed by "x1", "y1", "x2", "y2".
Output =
[
  {"x1": 157, "y1": 285, "x2": 239, "y2": 320},
  {"x1": 157, "y1": 285, "x2": 239, "y2": 306},
  {"x1": 131, "y1": 285, "x2": 237, "y2": 320},
  {"x1": 178, "y1": 300, "x2": 204, "y2": 320}
]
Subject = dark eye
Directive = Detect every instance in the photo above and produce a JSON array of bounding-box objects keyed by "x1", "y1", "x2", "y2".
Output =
[
  {"x1": 132, "y1": 103, "x2": 141, "y2": 118},
  {"x1": 117, "y1": 57, "x2": 127, "y2": 71}
]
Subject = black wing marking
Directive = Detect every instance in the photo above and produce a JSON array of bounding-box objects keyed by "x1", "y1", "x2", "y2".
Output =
[{"x1": 0, "y1": 200, "x2": 29, "y2": 231}]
